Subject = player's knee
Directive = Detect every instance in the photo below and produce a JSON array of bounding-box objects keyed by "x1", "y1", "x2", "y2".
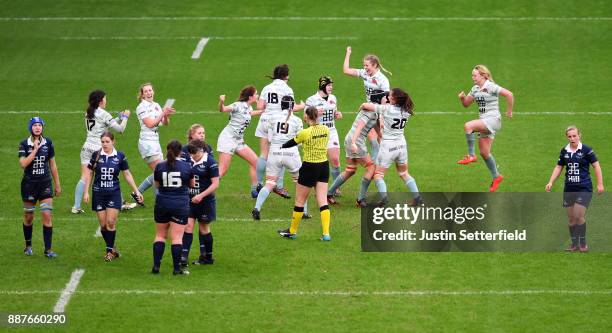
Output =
[
  {"x1": 464, "y1": 123, "x2": 472, "y2": 132},
  {"x1": 480, "y1": 151, "x2": 490, "y2": 159},
  {"x1": 40, "y1": 202, "x2": 53, "y2": 212},
  {"x1": 265, "y1": 179, "x2": 277, "y2": 188},
  {"x1": 345, "y1": 165, "x2": 357, "y2": 176},
  {"x1": 374, "y1": 170, "x2": 385, "y2": 180},
  {"x1": 398, "y1": 171, "x2": 408, "y2": 179}
]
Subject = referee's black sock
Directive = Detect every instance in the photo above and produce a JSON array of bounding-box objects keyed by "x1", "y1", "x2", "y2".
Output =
[
  {"x1": 577, "y1": 223, "x2": 587, "y2": 246},
  {"x1": 23, "y1": 224, "x2": 33, "y2": 247},
  {"x1": 569, "y1": 225, "x2": 578, "y2": 247},
  {"x1": 171, "y1": 244, "x2": 182, "y2": 272},
  {"x1": 182, "y1": 232, "x2": 193, "y2": 259},
  {"x1": 42, "y1": 226, "x2": 53, "y2": 251},
  {"x1": 153, "y1": 241, "x2": 165, "y2": 267}
]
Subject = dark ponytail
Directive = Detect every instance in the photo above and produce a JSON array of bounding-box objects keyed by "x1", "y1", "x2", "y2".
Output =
[
  {"x1": 391, "y1": 88, "x2": 414, "y2": 115},
  {"x1": 266, "y1": 64, "x2": 289, "y2": 80},
  {"x1": 166, "y1": 140, "x2": 182, "y2": 170},
  {"x1": 87, "y1": 90, "x2": 106, "y2": 120}
]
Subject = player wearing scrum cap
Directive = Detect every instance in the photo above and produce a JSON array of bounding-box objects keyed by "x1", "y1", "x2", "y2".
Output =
[
  {"x1": 305, "y1": 76, "x2": 343, "y2": 196},
  {"x1": 19, "y1": 117, "x2": 61, "y2": 258}
]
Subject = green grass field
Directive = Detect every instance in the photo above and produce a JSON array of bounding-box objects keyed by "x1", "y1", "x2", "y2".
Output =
[{"x1": 1, "y1": 1, "x2": 611, "y2": 332}]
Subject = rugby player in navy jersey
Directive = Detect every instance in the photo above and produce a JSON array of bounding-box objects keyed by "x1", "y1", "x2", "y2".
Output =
[
  {"x1": 180, "y1": 139, "x2": 219, "y2": 267},
  {"x1": 19, "y1": 117, "x2": 61, "y2": 258},
  {"x1": 83, "y1": 132, "x2": 142, "y2": 261},
  {"x1": 546, "y1": 126, "x2": 604, "y2": 252},
  {"x1": 152, "y1": 140, "x2": 195, "y2": 275}
]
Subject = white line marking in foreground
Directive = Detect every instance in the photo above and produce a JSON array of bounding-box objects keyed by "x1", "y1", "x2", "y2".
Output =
[
  {"x1": 1, "y1": 16, "x2": 611, "y2": 22},
  {"x1": 58, "y1": 36, "x2": 358, "y2": 40},
  {"x1": 53, "y1": 269, "x2": 85, "y2": 313},
  {"x1": 5, "y1": 289, "x2": 611, "y2": 297},
  {"x1": 2, "y1": 110, "x2": 612, "y2": 116},
  {"x1": 191, "y1": 38, "x2": 210, "y2": 59}
]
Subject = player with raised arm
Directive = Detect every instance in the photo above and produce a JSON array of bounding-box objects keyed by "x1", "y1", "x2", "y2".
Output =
[
  {"x1": 72, "y1": 90, "x2": 131, "y2": 214},
  {"x1": 151, "y1": 140, "x2": 194, "y2": 275},
  {"x1": 305, "y1": 76, "x2": 343, "y2": 196},
  {"x1": 457, "y1": 65, "x2": 514, "y2": 192},
  {"x1": 252, "y1": 96, "x2": 305, "y2": 220},
  {"x1": 83, "y1": 132, "x2": 142, "y2": 261},
  {"x1": 255, "y1": 65, "x2": 305, "y2": 199},
  {"x1": 131, "y1": 83, "x2": 176, "y2": 205},
  {"x1": 19, "y1": 117, "x2": 61, "y2": 258},
  {"x1": 217, "y1": 85, "x2": 263, "y2": 197},
  {"x1": 342, "y1": 46, "x2": 391, "y2": 161},
  {"x1": 545, "y1": 126, "x2": 604, "y2": 252},
  {"x1": 361, "y1": 88, "x2": 422, "y2": 206}
]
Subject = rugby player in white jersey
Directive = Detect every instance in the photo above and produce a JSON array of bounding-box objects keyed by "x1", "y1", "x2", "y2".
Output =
[
  {"x1": 72, "y1": 90, "x2": 131, "y2": 214},
  {"x1": 255, "y1": 64, "x2": 304, "y2": 199},
  {"x1": 361, "y1": 88, "x2": 422, "y2": 206},
  {"x1": 305, "y1": 76, "x2": 343, "y2": 196},
  {"x1": 131, "y1": 82, "x2": 176, "y2": 204},
  {"x1": 252, "y1": 96, "x2": 307, "y2": 220},
  {"x1": 457, "y1": 65, "x2": 514, "y2": 192},
  {"x1": 343, "y1": 46, "x2": 391, "y2": 161},
  {"x1": 217, "y1": 85, "x2": 264, "y2": 198}
]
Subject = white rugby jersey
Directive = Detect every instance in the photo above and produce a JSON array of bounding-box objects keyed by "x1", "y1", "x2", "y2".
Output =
[
  {"x1": 259, "y1": 79, "x2": 295, "y2": 116},
  {"x1": 267, "y1": 111, "x2": 303, "y2": 147},
  {"x1": 223, "y1": 101, "x2": 252, "y2": 138},
  {"x1": 357, "y1": 69, "x2": 390, "y2": 102},
  {"x1": 305, "y1": 93, "x2": 338, "y2": 130},
  {"x1": 375, "y1": 104, "x2": 411, "y2": 141},
  {"x1": 468, "y1": 80, "x2": 502, "y2": 119},
  {"x1": 136, "y1": 99, "x2": 163, "y2": 142},
  {"x1": 84, "y1": 108, "x2": 126, "y2": 146}
]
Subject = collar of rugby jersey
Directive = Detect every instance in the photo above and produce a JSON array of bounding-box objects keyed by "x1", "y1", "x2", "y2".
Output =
[
  {"x1": 27, "y1": 136, "x2": 47, "y2": 146},
  {"x1": 191, "y1": 152, "x2": 208, "y2": 166},
  {"x1": 100, "y1": 148, "x2": 118, "y2": 157},
  {"x1": 564, "y1": 142, "x2": 583, "y2": 154}
]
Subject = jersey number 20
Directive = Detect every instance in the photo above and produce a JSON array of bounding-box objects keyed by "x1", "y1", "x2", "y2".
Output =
[
  {"x1": 162, "y1": 172, "x2": 182, "y2": 187},
  {"x1": 391, "y1": 118, "x2": 407, "y2": 129}
]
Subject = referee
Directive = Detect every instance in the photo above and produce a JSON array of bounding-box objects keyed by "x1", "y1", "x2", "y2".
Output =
[{"x1": 278, "y1": 106, "x2": 332, "y2": 241}]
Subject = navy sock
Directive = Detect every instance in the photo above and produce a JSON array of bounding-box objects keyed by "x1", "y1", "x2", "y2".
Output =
[
  {"x1": 203, "y1": 233, "x2": 213, "y2": 259},
  {"x1": 106, "y1": 230, "x2": 116, "y2": 253},
  {"x1": 569, "y1": 225, "x2": 578, "y2": 247},
  {"x1": 171, "y1": 244, "x2": 182, "y2": 272},
  {"x1": 182, "y1": 232, "x2": 193, "y2": 259},
  {"x1": 43, "y1": 226, "x2": 52, "y2": 251},
  {"x1": 153, "y1": 241, "x2": 165, "y2": 267},
  {"x1": 100, "y1": 227, "x2": 109, "y2": 245},
  {"x1": 199, "y1": 233, "x2": 206, "y2": 256},
  {"x1": 577, "y1": 223, "x2": 587, "y2": 246},
  {"x1": 23, "y1": 224, "x2": 33, "y2": 247}
]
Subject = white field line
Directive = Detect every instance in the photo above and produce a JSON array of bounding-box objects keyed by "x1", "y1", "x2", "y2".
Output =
[
  {"x1": 52, "y1": 269, "x2": 85, "y2": 313},
  {"x1": 1, "y1": 16, "x2": 611, "y2": 22},
  {"x1": 2, "y1": 110, "x2": 612, "y2": 116},
  {"x1": 58, "y1": 36, "x2": 358, "y2": 40},
  {"x1": 191, "y1": 37, "x2": 209, "y2": 59},
  {"x1": 4, "y1": 288, "x2": 612, "y2": 297}
]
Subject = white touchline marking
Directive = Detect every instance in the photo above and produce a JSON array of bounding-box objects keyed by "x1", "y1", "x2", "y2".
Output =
[
  {"x1": 53, "y1": 269, "x2": 85, "y2": 313},
  {"x1": 4, "y1": 288, "x2": 612, "y2": 297},
  {"x1": 191, "y1": 38, "x2": 209, "y2": 59},
  {"x1": 1, "y1": 16, "x2": 611, "y2": 22},
  {"x1": 58, "y1": 36, "x2": 358, "y2": 40},
  {"x1": 1, "y1": 110, "x2": 612, "y2": 115}
]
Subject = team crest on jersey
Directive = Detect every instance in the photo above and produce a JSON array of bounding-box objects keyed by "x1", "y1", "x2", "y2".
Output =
[
  {"x1": 329, "y1": 100, "x2": 336, "y2": 105},
  {"x1": 371, "y1": 79, "x2": 378, "y2": 85},
  {"x1": 112, "y1": 157, "x2": 120, "y2": 164},
  {"x1": 564, "y1": 154, "x2": 569, "y2": 159},
  {"x1": 576, "y1": 152, "x2": 583, "y2": 158}
]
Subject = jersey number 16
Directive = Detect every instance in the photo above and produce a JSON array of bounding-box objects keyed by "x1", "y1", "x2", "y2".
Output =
[{"x1": 162, "y1": 172, "x2": 182, "y2": 187}]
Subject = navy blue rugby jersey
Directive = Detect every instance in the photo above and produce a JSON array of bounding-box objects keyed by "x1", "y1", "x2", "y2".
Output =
[
  {"x1": 154, "y1": 159, "x2": 194, "y2": 198},
  {"x1": 18, "y1": 136, "x2": 55, "y2": 181},
  {"x1": 189, "y1": 151, "x2": 220, "y2": 200},
  {"x1": 88, "y1": 149, "x2": 129, "y2": 192},
  {"x1": 557, "y1": 143, "x2": 598, "y2": 190}
]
